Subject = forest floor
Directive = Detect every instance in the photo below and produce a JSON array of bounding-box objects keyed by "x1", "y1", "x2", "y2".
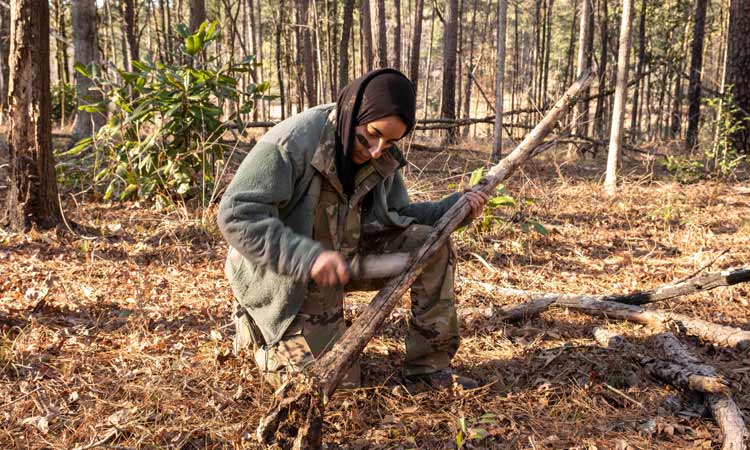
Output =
[{"x1": 1, "y1": 138, "x2": 749, "y2": 449}]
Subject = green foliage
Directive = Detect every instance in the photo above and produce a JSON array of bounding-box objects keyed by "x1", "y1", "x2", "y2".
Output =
[
  {"x1": 51, "y1": 82, "x2": 77, "y2": 122},
  {"x1": 455, "y1": 414, "x2": 496, "y2": 448},
  {"x1": 65, "y1": 21, "x2": 271, "y2": 206},
  {"x1": 662, "y1": 89, "x2": 747, "y2": 184},
  {"x1": 460, "y1": 167, "x2": 548, "y2": 236}
]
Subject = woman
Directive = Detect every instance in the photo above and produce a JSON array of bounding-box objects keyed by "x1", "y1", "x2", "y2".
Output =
[{"x1": 218, "y1": 68, "x2": 488, "y2": 389}]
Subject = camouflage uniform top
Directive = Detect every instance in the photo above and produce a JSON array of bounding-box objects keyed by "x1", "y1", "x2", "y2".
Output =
[{"x1": 217, "y1": 104, "x2": 463, "y2": 345}]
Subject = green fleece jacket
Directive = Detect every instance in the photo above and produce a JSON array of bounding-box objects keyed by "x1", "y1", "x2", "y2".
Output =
[{"x1": 217, "y1": 104, "x2": 462, "y2": 345}]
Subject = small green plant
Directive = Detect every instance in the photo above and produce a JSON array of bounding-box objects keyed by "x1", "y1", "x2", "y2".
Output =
[
  {"x1": 461, "y1": 167, "x2": 548, "y2": 235},
  {"x1": 704, "y1": 89, "x2": 747, "y2": 178},
  {"x1": 455, "y1": 413, "x2": 496, "y2": 449},
  {"x1": 662, "y1": 88, "x2": 747, "y2": 183},
  {"x1": 63, "y1": 20, "x2": 272, "y2": 207},
  {"x1": 51, "y1": 81, "x2": 76, "y2": 122}
]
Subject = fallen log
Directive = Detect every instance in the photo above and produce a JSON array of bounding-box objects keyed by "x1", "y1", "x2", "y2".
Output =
[
  {"x1": 493, "y1": 287, "x2": 750, "y2": 350},
  {"x1": 596, "y1": 329, "x2": 746, "y2": 449},
  {"x1": 256, "y1": 70, "x2": 596, "y2": 449},
  {"x1": 593, "y1": 328, "x2": 729, "y2": 395},
  {"x1": 653, "y1": 333, "x2": 748, "y2": 450}
]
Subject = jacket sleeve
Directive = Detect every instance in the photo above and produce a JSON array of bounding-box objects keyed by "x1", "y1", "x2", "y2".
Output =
[
  {"x1": 386, "y1": 171, "x2": 464, "y2": 227},
  {"x1": 217, "y1": 142, "x2": 323, "y2": 282}
]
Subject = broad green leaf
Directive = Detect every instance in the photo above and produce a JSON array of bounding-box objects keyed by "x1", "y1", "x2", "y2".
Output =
[
  {"x1": 74, "y1": 62, "x2": 91, "y2": 78},
  {"x1": 532, "y1": 221, "x2": 549, "y2": 236},
  {"x1": 60, "y1": 137, "x2": 93, "y2": 156},
  {"x1": 185, "y1": 35, "x2": 201, "y2": 56},
  {"x1": 103, "y1": 180, "x2": 116, "y2": 201},
  {"x1": 120, "y1": 184, "x2": 138, "y2": 200},
  {"x1": 469, "y1": 167, "x2": 483, "y2": 186}
]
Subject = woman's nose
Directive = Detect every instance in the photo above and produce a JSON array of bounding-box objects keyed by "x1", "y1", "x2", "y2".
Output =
[{"x1": 369, "y1": 138, "x2": 387, "y2": 159}]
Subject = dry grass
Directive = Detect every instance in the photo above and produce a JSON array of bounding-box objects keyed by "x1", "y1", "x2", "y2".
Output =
[{"x1": 1, "y1": 143, "x2": 749, "y2": 449}]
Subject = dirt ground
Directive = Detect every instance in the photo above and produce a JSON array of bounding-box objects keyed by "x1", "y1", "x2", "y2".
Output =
[{"x1": 1, "y1": 141, "x2": 749, "y2": 449}]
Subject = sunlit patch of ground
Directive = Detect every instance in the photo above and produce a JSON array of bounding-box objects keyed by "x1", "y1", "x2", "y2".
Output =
[{"x1": 1, "y1": 143, "x2": 748, "y2": 449}]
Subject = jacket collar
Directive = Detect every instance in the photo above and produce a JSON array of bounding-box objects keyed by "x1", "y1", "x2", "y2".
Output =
[{"x1": 311, "y1": 108, "x2": 405, "y2": 199}]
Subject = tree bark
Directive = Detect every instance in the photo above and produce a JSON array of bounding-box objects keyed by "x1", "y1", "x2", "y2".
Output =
[
  {"x1": 0, "y1": 6, "x2": 11, "y2": 123},
  {"x1": 360, "y1": 0, "x2": 374, "y2": 72},
  {"x1": 461, "y1": 0, "x2": 479, "y2": 138},
  {"x1": 408, "y1": 0, "x2": 423, "y2": 91},
  {"x1": 371, "y1": 0, "x2": 387, "y2": 68},
  {"x1": 189, "y1": 0, "x2": 206, "y2": 32},
  {"x1": 440, "y1": 0, "x2": 460, "y2": 145},
  {"x1": 491, "y1": 0, "x2": 508, "y2": 161},
  {"x1": 276, "y1": 0, "x2": 286, "y2": 119},
  {"x1": 593, "y1": 328, "x2": 729, "y2": 395},
  {"x1": 568, "y1": 0, "x2": 593, "y2": 159},
  {"x1": 629, "y1": 0, "x2": 646, "y2": 140},
  {"x1": 71, "y1": 0, "x2": 106, "y2": 141},
  {"x1": 393, "y1": 0, "x2": 402, "y2": 70},
  {"x1": 3, "y1": 0, "x2": 61, "y2": 230},
  {"x1": 593, "y1": 0, "x2": 608, "y2": 138},
  {"x1": 604, "y1": 0, "x2": 633, "y2": 196},
  {"x1": 338, "y1": 0, "x2": 355, "y2": 87},
  {"x1": 256, "y1": 71, "x2": 595, "y2": 450},
  {"x1": 122, "y1": 0, "x2": 138, "y2": 66},
  {"x1": 725, "y1": 0, "x2": 750, "y2": 153},
  {"x1": 495, "y1": 287, "x2": 750, "y2": 350}
]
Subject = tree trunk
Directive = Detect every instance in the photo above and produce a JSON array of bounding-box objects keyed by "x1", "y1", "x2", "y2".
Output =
[
  {"x1": 276, "y1": 1, "x2": 286, "y2": 118},
  {"x1": 299, "y1": 0, "x2": 317, "y2": 106},
  {"x1": 440, "y1": 0, "x2": 459, "y2": 145},
  {"x1": 122, "y1": 0, "x2": 138, "y2": 65},
  {"x1": 491, "y1": 0, "x2": 508, "y2": 161},
  {"x1": 564, "y1": 0, "x2": 578, "y2": 88},
  {"x1": 3, "y1": 0, "x2": 61, "y2": 230},
  {"x1": 338, "y1": 0, "x2": 355, "y2": 87},
  {"x1": 393, "y1": 0, "x2": 402, "y2": 70},
  {"x1": 360, "y1": 0, "x2": 374, "y2": 72},
  {"x1": 568, "y1": 0, "x2": 593, "y2": 159},
  {"x1": 372, "y1": 0, "x2": 388, "y2": 68},
  {"x1": 71, "y1": 0, "x2": 106, "y2": 141},
  {"x1": 629, "y1": 0, "x2": 646, "y2": 140},
  {"x1": 408, "y1": 0, "x2": 423, "y2": 90},
  {"x1": 0, "y1": 6, "x2": 11, "y2": 123},
  {"x1": 461, "y1": 0, "x2": 479, "y2": 138},
  {"x1": 725, "y1": 0, "x2": 750, "y2": 153},
  {"x1": 593, "y1": 0, "x2": 608, "y2": 138},
  {"x1": 685, "y1": 0, "x2": 709, "y2": 151},
  {"x1": 189, "y1": 0, "x2": 206, "y2": 32},
  {"x1": 604, "y1": 0, "x2": 633, "y2": 196}
]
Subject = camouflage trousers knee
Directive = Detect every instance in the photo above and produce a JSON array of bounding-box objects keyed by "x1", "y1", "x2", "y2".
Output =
[{"x1": 234, "y1": 224, "x2": 460, "y2": 388}]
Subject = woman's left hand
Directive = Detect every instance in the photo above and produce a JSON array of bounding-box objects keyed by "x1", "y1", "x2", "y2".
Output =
[{"x1": 464, "y1": 190, "x2": 490, "y2": 219}]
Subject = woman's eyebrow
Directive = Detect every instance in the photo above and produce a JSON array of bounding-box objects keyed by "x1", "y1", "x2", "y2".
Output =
[{"x1": 369, "y1": 125, "x2": 398, "y2": 142}]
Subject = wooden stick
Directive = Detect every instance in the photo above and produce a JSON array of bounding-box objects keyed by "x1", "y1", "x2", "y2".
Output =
[
  {"x1": 256, "y1": 70, "x2": 596, "y2": 449},
  {"x1": 495, "y1": 288, "x2": 750, "y2": 350},
  {"x1": 593, "y1": 328, "x2": 729, "y2": 395},
  {"x1": 652, "y1": 333, "x2": 748, "y2": 450}
]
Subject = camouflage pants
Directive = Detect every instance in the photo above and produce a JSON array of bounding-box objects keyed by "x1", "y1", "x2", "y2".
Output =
[{"x1": 246, "y1": 224, "x2": 459, "y2": 389}]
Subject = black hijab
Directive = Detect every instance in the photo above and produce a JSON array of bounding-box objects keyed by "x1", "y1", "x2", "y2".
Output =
[{"x1": 335, "y1": 68, "x2": 417, "y2": 194}]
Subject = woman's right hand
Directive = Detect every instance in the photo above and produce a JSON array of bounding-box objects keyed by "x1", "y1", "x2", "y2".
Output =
[{"x1": 310, "y1": 251, "x2": 350, "y2": 286}]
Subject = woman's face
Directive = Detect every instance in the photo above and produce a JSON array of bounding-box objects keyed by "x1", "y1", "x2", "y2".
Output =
[{"x1": 351, "y1": 115, "x2": 408, "y2": 164}]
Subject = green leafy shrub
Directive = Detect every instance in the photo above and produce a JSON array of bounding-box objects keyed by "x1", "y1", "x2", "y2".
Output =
[
  {"x1": 459, "y1": 167, "x2": 548, "y2": 235},
  {"x1": 662, "y1": 88, "x2": 747, "y2": 183},
  {"x1": 63, "y1": 21, "x2": 271, "y2": 207},
  {"x1": 51, "y1": 82, "x2": 76, "y2": 122}
]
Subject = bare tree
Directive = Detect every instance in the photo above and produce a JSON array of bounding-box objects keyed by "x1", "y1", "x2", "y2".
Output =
[
  {"x1": 629, "y1": 0, "x2": 646, "y2": 140},
  {"x1": 685, "y1": 0, "x2": 709, "y2": 151},
  {"x1": 491, "y1": 0, "x2": 508, "y2": 161},
  {"x1": 71, "y1": 0, "x2": 106, "y2": 141},
  {"x1": 440, "y1": 0, "x2": 459, "y2": 144},
  {"x1": 408, "y1": 0, "x2": 424, "y2": 90},
  {"x1": 393, "y1": 0, "x2": 402, "y2": 70},
  {"x1": 604, "y1": 0, "x2": 634, "y2": 196},
  {"x1": 122, "y1": 0, "x2": 138, "y2": 66},
  {"x1": 3, "y1": 0, "x2": 61, "y2": 230},
  {"x1": 360, "y1": 0, "x2": 374, "y2": 72},
  {"x1": 568, "y1": 0, "x2": 593, "y2": 159},
  {"x1": 372, "y1": 0, "x2": 388, "y2": 68},
  {"x1": 0, "y1": 6, "x2": 10, "y2": 123},
  {"x1": 593, "y1": 0, "x2": 609, "y2": 138},
  {"x1": 338, "y1": 0, "x2": 355, "y2": 87},
  {"x1": 724, "y1": 0, "x2": 749, "y2": 153}
]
